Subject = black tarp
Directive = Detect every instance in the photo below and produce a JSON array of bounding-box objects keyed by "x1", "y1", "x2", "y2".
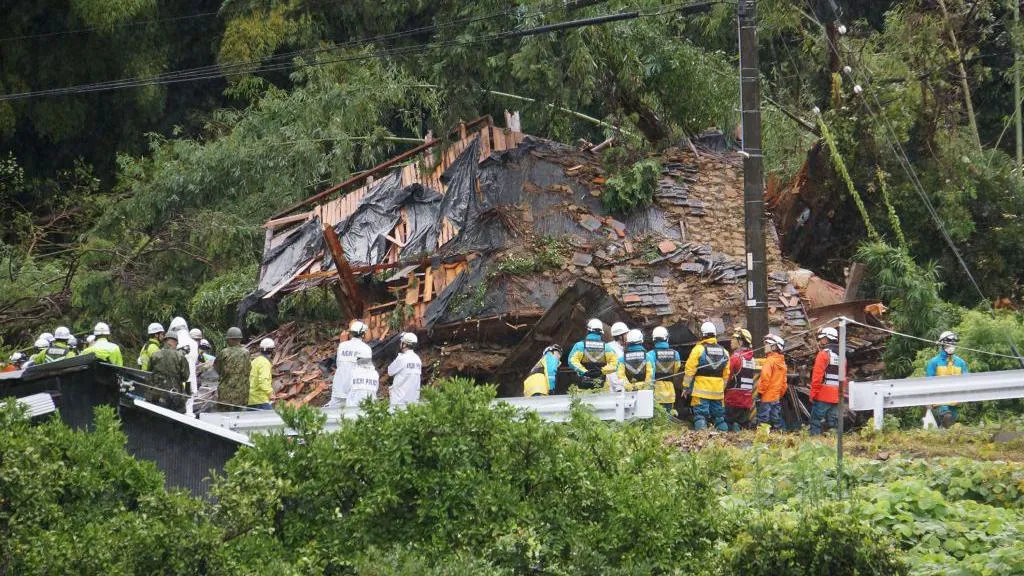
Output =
[
  {"x1": 398, "y1": 183, "x2": 443, "y2": 258},
  {"x1": 437, "y1": 136, "x2": 480, "y2": 231},
  {"x1": 334, "y1": 170, "x2": 406, "y2": 266},
  {"x1": 257, "y1": 217, "x2": 325, "y2": 294}
]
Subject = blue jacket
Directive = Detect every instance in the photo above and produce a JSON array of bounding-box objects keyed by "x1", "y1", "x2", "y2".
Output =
[
  {"x1": 536, "y1": 352, "x2": 560, "y2": 391},
  {"x1": 646, "y1": 341, "x2": 680, "y2": 379},
  {"x1": 925, "y1": 351, "x2": 969, "y2": 377}
]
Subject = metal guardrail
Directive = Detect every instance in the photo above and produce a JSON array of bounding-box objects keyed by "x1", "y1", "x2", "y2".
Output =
[
  {"x1": 849, "y1": 369, "x2": 1024, "y2": 430},
  {"x1": 199, "y1": 390, "x2": 656, "y2": 437}
]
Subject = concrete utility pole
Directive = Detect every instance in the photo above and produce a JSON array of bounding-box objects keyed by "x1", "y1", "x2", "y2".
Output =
[
  {"x1": 738, "y1": 0, "x2": 768, "y2": 355},
  {"x1": 1015, "y1": 0, "x2": 1022, "y2": 176}
]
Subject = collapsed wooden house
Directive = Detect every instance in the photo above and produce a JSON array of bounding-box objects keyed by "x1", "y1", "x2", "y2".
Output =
[{"x1": 241, "y1": 113, "x2": 888, "y2": 406}]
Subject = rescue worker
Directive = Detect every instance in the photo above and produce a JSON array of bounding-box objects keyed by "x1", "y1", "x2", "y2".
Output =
[
  {"x1": 214, "y1": 327, "x2": 251, "y2": 411},
  {"x1": 756, "y1": 334, "x2": 788, "y2": 430},
  {"x1": 347, "y1": 346, "x2": 380, "y2": 406},
  {"x1": 138, "y1": 322, "x2": 164, "y2": 370},
  {"x1": 648, "y1": 326, "x2": 681, "y2": 414},
  {"x1": 387, "y1": 332, "x2": 422, "y2": 408},
  {"x1": 925, "y1": 331, "x2": 969, "y2": 428},
  {"x1": 607, "y1": 322, "x2": 629, "y2": 392},
  {"x1": 24, "y1": 337, "x2": 49, "y2": 368},
  {"x1": 168, "y1": 316, "x2": 199, "y2": 398},
  {"x1": 83, "y1": 322, "x2": 124, "y2": 366},
  {"x1": 330, "y1": 320, "x2": 373, "y2": 408},
  {"x1": 725, "y1": 328, "x2": 756, "y2": 431},
  {"x1": 67, "y1": 335, "x2": 78, "y2": 351},
  {"x1": 248, "y1": 338, "x2": 274, "y2": 410},
  {"x1": 198, "y1": 339, "x2": 215, "y2": 363},
  {"x1": 32, "y1": 326, "x2": 77, "y2": 364},
  {"x1": 41, "y1": 332, "x2": 54, "y2": 346},
  {"x1": 809, "y1": 326, "x2": 843, "y2": 435},
  {"x1": 621, "y1": 329, "x2": 653, "y2": 392},
  {"x1": 569, "y1": 319, "x2": 622, "y2": 391},
  {"x1": 682, "y1": 321, "x2": 730, "y2": 431},
  {"x1": 146, "y1": 332, "x2": 190, "y2": 412},
  {"x1": 2, "y1": 352, "x2": 24, "y2": 372},
  {"x1": 525, "y1": 344, "x2": 561, "y2": 397}
]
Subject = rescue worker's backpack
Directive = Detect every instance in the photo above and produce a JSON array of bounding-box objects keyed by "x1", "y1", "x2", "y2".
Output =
[{"x1": 696, "y1": 344, "x2": 728, "y2": 377}]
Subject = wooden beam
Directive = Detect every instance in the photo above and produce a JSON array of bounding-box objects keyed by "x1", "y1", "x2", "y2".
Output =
[
  {"x1": 262, "y1": 213, "x2": 310, "y2": 230},
  {"x1": 322, "y1": 223, "x2": 365, "y2": 320},
  {"x1": 269, "y1": 115, "x2": 494, "y2": 221}
]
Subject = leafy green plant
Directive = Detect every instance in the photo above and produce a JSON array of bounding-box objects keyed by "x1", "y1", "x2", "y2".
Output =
[
  {"x1": 724, "y1": 503, "x2": 908, "y2": 576},
  {"x1": 602, "y1": 159, "x2": 660, "y2": 213}
]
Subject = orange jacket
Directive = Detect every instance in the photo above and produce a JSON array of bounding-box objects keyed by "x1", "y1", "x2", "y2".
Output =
[
  {"x1": 810, "y1": 347, "x2": 843, "y2": 404},
  {"x1": 757, "y1": 352, "x2": 788, "y2": 402}
]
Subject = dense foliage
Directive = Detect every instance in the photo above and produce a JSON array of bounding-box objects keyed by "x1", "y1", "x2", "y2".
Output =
[{"x1": 2, "y1": 380, "x2": 918, "y2": 575}]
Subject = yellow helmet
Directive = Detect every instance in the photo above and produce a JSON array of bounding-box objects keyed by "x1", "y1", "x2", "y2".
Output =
[{"x1": 732, "y1": 328, "x2": 752, "y2": 345}]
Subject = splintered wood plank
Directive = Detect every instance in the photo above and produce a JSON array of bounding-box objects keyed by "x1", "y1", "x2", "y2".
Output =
[
  {"x1": 405, "y1": 276, "x2": 419, "y2": 306},
  {"x1": 423, "y1": 267, "x2": 434, "y2": 302}
]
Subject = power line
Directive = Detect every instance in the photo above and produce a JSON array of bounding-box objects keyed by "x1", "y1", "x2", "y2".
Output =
[
  {"x1": 0, "y1": 3, "x2": 693, "y2": 102},
  {"x1": 0, "y1": 2, "x2": 571, "y2": 101}
]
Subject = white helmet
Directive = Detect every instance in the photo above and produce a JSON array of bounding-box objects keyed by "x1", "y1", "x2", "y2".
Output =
[
  {"x1": 168, "y1": 316, "x2": 188, "y2": 333},
  {"x1": 652, "y1": 326, "x2": 669, "y2": 341},
  {"x1": 938, "y1": 331, "x2": 959, "y2": 344},
  {"x1": 93, "y1": 322, "x2": 110, "y2": 336},
  {"x1": 68, "y1": 335, "x2": 77, "y2": 348},
  {"x1": 86, "y1": 334, "x2": 95, "y2": 345},
  {"x1": 610, "y1": 322, "x2": 629, "y2": 338},
  {"x1": 586, "y1": 318, "x2": 604, "y2": 334},
  {"x1": 41, "y1": 332, "x2": 54, "y2": 344},
  {"x1": 349, "y1": 320, "x2": 368, "y2": 337},
  {"x1": 34, "y1": 337, "x2": 49, "y2": 349},
  {"x1": 147, "y1": 322, "x2": 165, "y2": 335},
  {"x1": 626, "y1": 329, "x2": 644, "y2": 344},
  {"x1": 817, "y1": 327, "x2": 839, "y2": 342},
  {"x1": 765, "y1": 334, "x2": 786, "y2": 351},
  {"x1": 400, "y1": 332, "x2": 418, "y2": 346},
  {"x1": 189, "y1": 328, "x2": 203, "y2": 340},
  {"x1": 54, "y1": 326, "x2": 72, "y2": 340},
  {"x1": 10, "y1": 352, "x2": 24, "y2": 363},
  {"x1": 199, "y1": 339, "x2": 211, "y2": 350},
  {"x1": 700, "y1": 321, "x2": 718, "y2": 337},
  {"x1": 260, "y1": 338, "x2": 275, "y2": 350}
]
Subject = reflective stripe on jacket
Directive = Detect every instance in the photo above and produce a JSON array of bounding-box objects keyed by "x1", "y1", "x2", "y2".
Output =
[
  {"x1": 621, "y1": 344, "x2": 653, "y2": 391},
  {"x1": 647, "y1": 343, "x2": 680, "y2": 404},
  {"x1": 725, "y1": 348, "x2": 755, "y2": 409},
  {"x1": 810, "y1": 345, "x2": 843, "y2": 404},
  {"x1": 685, "y1": 338, "x2": 731, "y2": 401}
]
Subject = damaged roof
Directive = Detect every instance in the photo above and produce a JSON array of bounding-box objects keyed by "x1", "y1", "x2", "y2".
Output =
[{"x1": 244, "y1": 114, "x2": 886, "y2": 397}]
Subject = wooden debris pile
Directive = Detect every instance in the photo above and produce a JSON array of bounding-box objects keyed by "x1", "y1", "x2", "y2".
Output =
[{"x1": 254, "y1": 322, "x2": 336, "y2": 407}]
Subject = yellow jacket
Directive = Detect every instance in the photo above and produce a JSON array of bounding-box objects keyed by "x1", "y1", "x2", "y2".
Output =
[
  {"x1": 648, "y1": 345, "x2": 681, "y2": 404},
  {"x1": 684, "y1": 337, "x2": 731, "y2": 401},
  {"x1": 248, "y1": 354, "x2": 273, "y2": 405}
]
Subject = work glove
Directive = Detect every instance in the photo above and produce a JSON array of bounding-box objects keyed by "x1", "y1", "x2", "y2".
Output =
[{"x1": 584, "y1": 368, "x2": 603, "y2": 379}]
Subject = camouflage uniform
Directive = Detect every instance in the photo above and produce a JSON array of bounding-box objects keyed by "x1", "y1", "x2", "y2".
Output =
[
  {"x1": 146, "y1": 347, "x2": 190, "y2": 412},
  {"x1": 214, "y1": 345, "x2": 251, "y2": 411}
]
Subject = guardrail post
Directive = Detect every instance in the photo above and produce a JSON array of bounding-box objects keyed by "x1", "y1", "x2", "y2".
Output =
[
  {"x1": 874, "y1": 390, "x2": 885, "y2": 431},
  {"x1": 615, "y1": 389, "x2": 625, "y2": 422}
]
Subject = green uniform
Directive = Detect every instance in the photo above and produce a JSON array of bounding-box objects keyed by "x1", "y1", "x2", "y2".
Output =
[
  {"x1": 138, "y1": 338, "x2": 160, "y2": 370},
  {"x1": 214, "y1": 345, "x2": 251, "y2": 411},
  {"x1": 31, "y1": 341, "x2": 76, "y2": 365},
  {"x1": 146, "y1": 347, "x2": 190, "y2": 411},
  {"x1": 84, "y1": 337, "x2": 124, "y2": 366}
]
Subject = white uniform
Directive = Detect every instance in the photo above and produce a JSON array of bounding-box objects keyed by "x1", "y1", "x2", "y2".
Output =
[
  {"x1": 606, "y1": 341, "x2": 625, "y2": 392},
  {"x1": 330, "y1": 338, "x2": 372, "y2": 407},
  {"x1": 387, "y1": 350, "x2": 422, "y2": 408},
  {"x1": 346, "y1": 364, "x2": 380, "y2": 406}
]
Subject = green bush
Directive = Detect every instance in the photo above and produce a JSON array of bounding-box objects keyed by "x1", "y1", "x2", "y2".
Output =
[
  {"x1": 602, "y1": 159, "x2": 661, "y2": 213},
  {"x1": 723, "y1": 503, "x2": 908, "y2": 576},
  {"x1": 212, "y1": 378, "x2": 727, "y2": 574}
]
